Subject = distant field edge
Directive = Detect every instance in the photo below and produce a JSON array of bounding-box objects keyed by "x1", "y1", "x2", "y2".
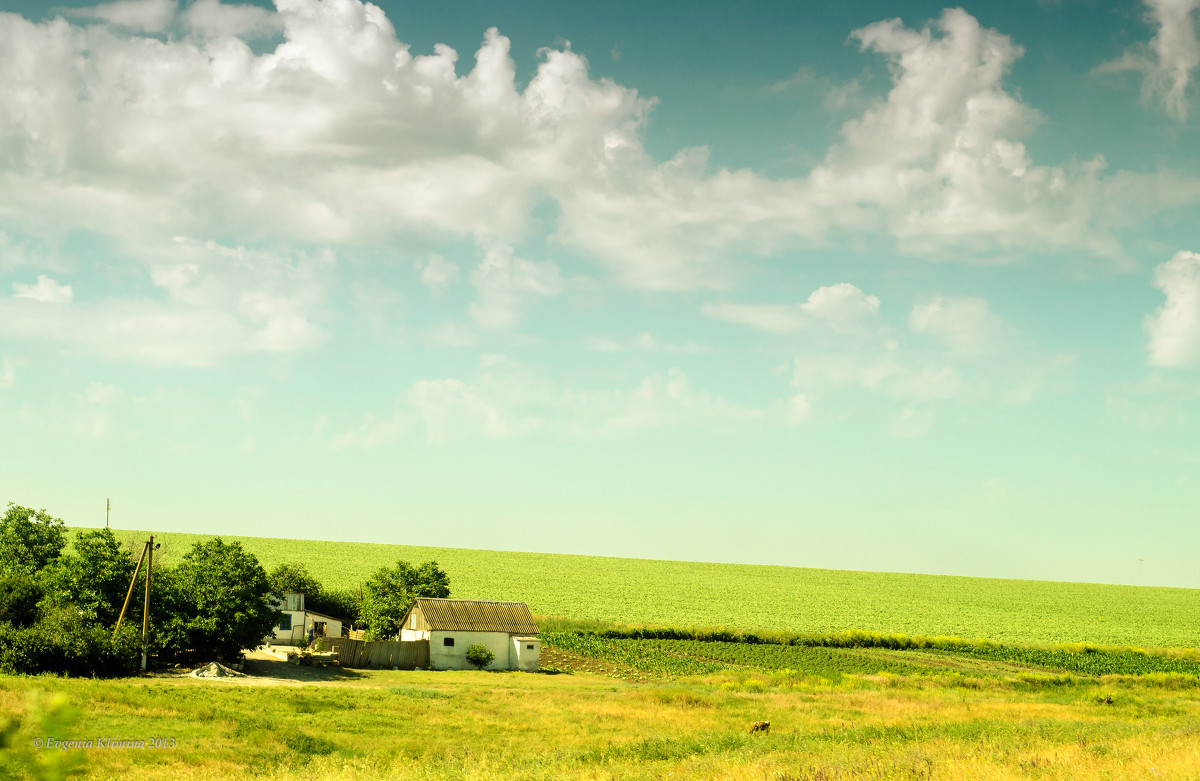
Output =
[{"x1": 64, "y1": 526, "x2": 1200, "y2": 648}]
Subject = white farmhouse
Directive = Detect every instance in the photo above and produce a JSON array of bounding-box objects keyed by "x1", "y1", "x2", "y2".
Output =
[
  {"x1": 267, "y1": 592, "x2": 344, "y2": 645},
  {"x1": 399, "y1": 598, "x2": 541, "y2": 671}
]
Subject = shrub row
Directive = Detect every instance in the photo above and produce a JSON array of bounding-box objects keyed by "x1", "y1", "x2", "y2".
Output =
[{"x1": 0, "y1": 618, "x2": 141, "y2": 677}]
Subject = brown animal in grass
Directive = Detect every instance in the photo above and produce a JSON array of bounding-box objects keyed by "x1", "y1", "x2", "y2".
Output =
[{"x1": 750, "y1": 721, "x2": 770, "y2": 733}]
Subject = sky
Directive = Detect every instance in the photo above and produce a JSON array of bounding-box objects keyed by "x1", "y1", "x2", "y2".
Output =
[{"x1": 1, "y1": 0, "x2": 1199, "y2": 588}]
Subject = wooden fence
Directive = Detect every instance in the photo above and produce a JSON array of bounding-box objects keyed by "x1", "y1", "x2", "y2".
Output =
[{"x1": 335, "y1": 639, "x2": 430, "y2": 669}]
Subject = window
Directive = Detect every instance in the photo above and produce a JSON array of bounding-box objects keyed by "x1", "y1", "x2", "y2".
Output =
[
  {"x1": 410, "y1": 615, "x2": 416, "y2": 629},
  {"x1": 443, "y1": 637, "x2": 455, "y2": 647},
  {"x1": 527, "y1": 645, "x2": 534, "y2": 650},
  {"x1": 279, "y1": 615, "x2": 292, "y2": 631}
]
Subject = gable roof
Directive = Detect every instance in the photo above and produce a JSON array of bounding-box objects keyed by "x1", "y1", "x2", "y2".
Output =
[{"x1": 410, "y1": 598, "x2": 538, "y2": 634}]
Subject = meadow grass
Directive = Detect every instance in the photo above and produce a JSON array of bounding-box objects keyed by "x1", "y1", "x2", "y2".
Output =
[
  {"x1": 72, "y1": 526, "x2": 1200, "y2": 647},
  {"x1": 3, "y1": 665, "x2": 1200, "y2": 780}
]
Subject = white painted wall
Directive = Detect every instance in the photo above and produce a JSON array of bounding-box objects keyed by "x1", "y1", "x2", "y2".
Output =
[
  {"x1": 267, "y1": 611, "x2": 342, "y2": 644},
  {"x1": 510, "y1": 637, "x2": 541, "y2": 671},
  {"x1": 430, "y1": 630, "x2": 515, "y2": 671}
]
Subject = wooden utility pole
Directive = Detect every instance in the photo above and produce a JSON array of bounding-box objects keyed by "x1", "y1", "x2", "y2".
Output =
[
  {"x1": 113, "y1": 541, "x2": 149, "y2": 636},
  {"x1": 106, "y1": 498, "x2": 110, "y2": 528},
  {"x1": 141, "y1": 535, "x2": 154, "y2": 671}
]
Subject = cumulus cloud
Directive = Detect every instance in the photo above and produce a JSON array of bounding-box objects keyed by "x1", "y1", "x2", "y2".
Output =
[
  {"x1": 585, "y1": 331, "x2": 709, "y2": 353},
  {"x1": 1096, "y1": 0, "x2": 1200, "y2": 120},
  {"x1": 0, "y1": 240, "x2": 331, "y2": 364},
  {"x1": 328, "y1": 358, "x2": 775, "y2": 446},
  {"x1": 415, "y1": 253, "x2": 460, "y2": 295},
  {"x1": 908, "y1": 295, "x2": 1008, "y2": 355},
  {"x1": 59, "y1": 0, "x2": 178, "y2": 34},
  {"x1": 0, "y1": 1, "x2": 1189, "y2": 308},
  {"x1": 1145, "y1": 250, "x2": 1200, "y2": 367},
  {"x1": 12, "y1": 275, "x2": 73, "y2": 303},
  {"x1": 703, "y1": 283, "x2": 881, "y2": 335},
  {"x1": 468, "y1": 246, "x2": 563, "y2": 329},
  {"x1": 182, "y1": 0, "x2": 282, "y2": 39}
]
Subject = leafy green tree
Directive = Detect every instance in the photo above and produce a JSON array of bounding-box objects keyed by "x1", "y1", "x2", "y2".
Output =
[
  {"x1": 465, "y1": 643, "x2": 495, "y2": 670},
  {"x1": 308, "y1": 587, "x2": 360, "y2": 625},
  {"x1": 0, "y1": 572, "x2": 44, "y2": 628},
  {"x1": 164, "y1": 538, "x2": 281, "y2": 661},
  {"x1": 0, "y1": 504, "x2": 66, "y2": 576},
  {"x1": 267, "y1": 562, "x2": 323, "y2": 597},
  {"x1": 360, "y1": 560, "x2": 450, "y2": 640},
  {"x1": 40, "y1": 528, "x2": 135, "y2": 626}
]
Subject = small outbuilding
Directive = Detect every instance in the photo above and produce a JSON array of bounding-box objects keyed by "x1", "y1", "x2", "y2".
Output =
[
  {"x1": 268, "y1": 592, "x2": 345, "y2": 645},
  {"x1": 399, "y1": 598, "x2": 541, "y2": 671}
]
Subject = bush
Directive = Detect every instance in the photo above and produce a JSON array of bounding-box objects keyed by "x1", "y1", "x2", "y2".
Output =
[
  {"x1": 0, "y1": 572, "x2": 44, "y2": 628},
  {"x1": 465, "y1": 643, "x2": 495, "y2": 670},
  {"x1": 0, "y1": 612, "x2": 140, "y2": 677}
]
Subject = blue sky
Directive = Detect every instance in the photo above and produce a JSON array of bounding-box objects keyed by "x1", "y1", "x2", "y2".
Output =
[{"x1": 2, "y1": 0, "x2": 1199, "y2": 587}]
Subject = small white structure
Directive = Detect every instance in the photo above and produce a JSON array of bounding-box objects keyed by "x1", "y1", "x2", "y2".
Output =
[
  {"x1": 268, "y1": 592, "x2": 344, "y2": 645},
  {"x1": 399, "y1": 598, "x2": 541, "y2": 671}
]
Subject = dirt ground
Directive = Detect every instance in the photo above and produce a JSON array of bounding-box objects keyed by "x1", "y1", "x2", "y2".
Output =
[{"x1": 146, "y1": 651, "x2": 370, "y2": 687}]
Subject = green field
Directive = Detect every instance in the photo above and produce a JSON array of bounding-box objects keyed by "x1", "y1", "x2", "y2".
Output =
[{"x1": 73, "y1": 527, "x2": 1200, "y2": 647}]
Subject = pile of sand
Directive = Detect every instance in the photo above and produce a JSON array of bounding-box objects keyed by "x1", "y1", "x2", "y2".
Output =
[{"x1": 189, "y1": 661, "x2": 245, "y2": 678}]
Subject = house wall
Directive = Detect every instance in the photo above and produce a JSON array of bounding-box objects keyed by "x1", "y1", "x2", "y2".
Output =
[
  {"x1": 429, "y1": 630, "x2": 514, "y2": 670},
  {"x1": 510, "y1": 637, "x2": 541, "y2": 671},
  {"x1": 268, "y1": 612, "x2": 343, "y2": 644},
  {"x1": 269, "y1": 609, "x2": 306, "y2": 643}
]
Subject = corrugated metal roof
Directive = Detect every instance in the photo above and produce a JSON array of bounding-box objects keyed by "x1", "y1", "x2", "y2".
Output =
[{"x1": 414, "y1": 598, "x2": 538, "y2": 634}]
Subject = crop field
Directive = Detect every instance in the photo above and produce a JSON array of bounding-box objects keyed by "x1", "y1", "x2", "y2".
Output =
[
  {"x1": 540, "y1": 633, "x2": 1200, "y2": 682},
  {"x1": 71, "y1": 527, "x2": 1200, "y2": 647}
]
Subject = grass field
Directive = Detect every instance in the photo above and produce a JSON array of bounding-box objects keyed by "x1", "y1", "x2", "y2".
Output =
[
  {"x1": 4, "y1": 651, "x2": 1200, "y2": 781},
  {"x1": 72, "y1": 527, "x2": 1200, "y2": 647},
  {"x1": 2, "y1": 529, "x2": 1195, "y2": 780}
]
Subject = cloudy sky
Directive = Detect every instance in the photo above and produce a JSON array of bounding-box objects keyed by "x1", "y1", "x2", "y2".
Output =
[{"x1": 2, "y1": 0, "x2": 1199, "y2": 587}]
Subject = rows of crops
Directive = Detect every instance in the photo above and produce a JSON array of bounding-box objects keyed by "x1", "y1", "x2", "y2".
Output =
[
  {"x1": 74, "y1": 526, "x2": 1200, "y2": 647},
  {"x1": 542, "y1": 634, "x2": 1200, "y2": 681}
]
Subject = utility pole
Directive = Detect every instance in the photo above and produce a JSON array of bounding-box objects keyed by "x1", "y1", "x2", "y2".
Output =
[
  {"x1": 141, "y1": 535, "x2": 154, "y2": 672},
  {"x1": 106, "y1": 498, "x2": 110, "y2": 529},
  {"x1": 113, "y1": 541, "x2": 149, "y2": 636}
]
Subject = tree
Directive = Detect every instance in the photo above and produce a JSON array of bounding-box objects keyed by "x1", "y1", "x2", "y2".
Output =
[
  {"x1": 166, "y1": 538, "x2": 281, "y2": 661},
  {"x1": 266, "y1": 562, "x2": 322, "y2": 597},
  {"x1": 0, "y1": 504, "x2": 66, "y2": 576},
  {"x1": 40, "y1": 528, "x2": 135, "y2": 626},
  {"x1": 0, "y1": 572, "x2": 44, "y2": 628},
  {"x1": 360, "y1": 560, "x2": 450, "y2": 640},
  {"x1": 465, "y1": 643, "x2": 495, "y2": 670}
]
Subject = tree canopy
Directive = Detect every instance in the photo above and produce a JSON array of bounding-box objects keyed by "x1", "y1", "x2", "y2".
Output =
[
  {"x1": 0, "y1": 503, "x2": 66, "y2": 576},
  {"x1": 41, "y1": 528, "x2": 135, "y2": 625},
  {"x1": 163, "y1": 538, "x2": 281, "y2": 661},
  {"x1": 360, "y1": 560, "x2": 450, "y2": 640},
  {"x1": 267, "y1": 562, "x2": 323, "y2": 597}
]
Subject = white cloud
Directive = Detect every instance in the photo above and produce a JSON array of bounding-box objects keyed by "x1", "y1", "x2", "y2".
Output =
[
  {"x1": 468, "y1": 245, "x2": 563, "y2": 329},
  {"x1": 415, "y1": 253, "x2": 460, "y2": 295},
  {"x1": 908, "y1": 295, "x2": 1008, "y2": 355},
  {"x1": 12, "y1": 275, "x2": 73, "y2": 303},
  {"x1": 0, "y1": 358, "x2": 14, "y2": 390},
  {"x1": 59, "y1": 0, "x2": 178, "y2": 34},
  {"x1": 183, "y1": 0, "x2": 282, "y2": 39},
  {"x1": 1096, "y1": 0, "x2": 1200, "y2": 120},
  {"x1": 585, "y1": 331, "x2": 709, "y2": 353},
  {"x1": 328, "y1": 409, "x2": 412, "y2": 450},
  {"x1": 0, "y1": 240, "x2": 331, "y2": 364},
  {"x1": 703, "y1": 283, "x2": 881, "y2": 335},
  {"x1": 328, "y1": 359, "x2": 775, "y2": 447},
  {"x1": 1145, "y1": 250, "x2": 1200, "y2": 367},
  {"x1": 0, "y1": 3, "x2": 1185, "y2": 303}
]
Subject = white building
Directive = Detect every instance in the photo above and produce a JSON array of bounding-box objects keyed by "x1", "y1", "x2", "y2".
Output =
[
  {"x1": 399, "y1": 598, "x2": 541, "y2": 671},
  {"x1": 268, "y1": 592, "x2": 344, "y2": 645}
]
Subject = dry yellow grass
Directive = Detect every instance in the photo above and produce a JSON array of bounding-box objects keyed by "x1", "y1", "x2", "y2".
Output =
[{"x1": 3, "y1": 666, "x2": 1199, "y2": 780}]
